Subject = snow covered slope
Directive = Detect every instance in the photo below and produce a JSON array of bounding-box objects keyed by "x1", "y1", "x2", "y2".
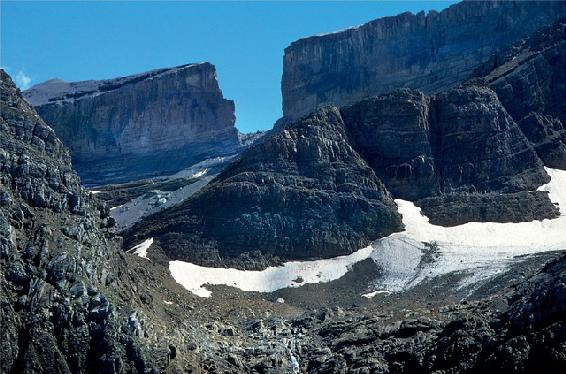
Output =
[
  {"x1": 104, "y1": 156, "x2": 235, "y2": 230},
  {"x1": 164, "y1": 168, "x2": 566, "y2": 297}
]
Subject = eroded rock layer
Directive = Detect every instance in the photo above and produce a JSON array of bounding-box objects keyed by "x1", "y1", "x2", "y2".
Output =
[
  {"x1": 341, "y1": 86, "x2": 549, "y2": 200},
  {"x1": 481, "y1": 19, "x2": 566, "y2": 169},
  {"x1": 125, "y1": 107, "x2": 404, "y2": 268},
  {"x1": 24, "y1": 63, "x2": 239, "y2": 185},
  {"x1": 282, "y1": 0, "x2": 565, "y2": 119},
  {"x1": 125, "y1": 85, "x2": 554, "y2": 267}
]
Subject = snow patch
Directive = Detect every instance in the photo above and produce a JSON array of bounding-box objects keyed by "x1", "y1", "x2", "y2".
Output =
[
  {"x1": 362, "y1": 290, "x2": 392, "y2": 298},
  {"x1": 191, "y1": 169, "x2": 208, "y2": 179},
  {"x1": 169, "y1": 168, "x2": 566, "y2": 297},
  {"x1": 368, "y1": 167, "x2": 566, "y2": 293},
  {"x1": 127, "y1": 238, "x2": 154, "y2": 260},
  {"x1": 169, "y1": 244, "x2": 375, "y2": 298}
]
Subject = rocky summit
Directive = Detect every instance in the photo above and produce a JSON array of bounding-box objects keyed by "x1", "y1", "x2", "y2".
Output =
[
  {"x1": 24, "y1": 63, "x2": 239, "y2": 185},
  {"x1": 125, "y1": 107, "x2": 404, "y2": 269},
  {"x1": 282, "y1": 0, "x2": 565, "y2": 119}
]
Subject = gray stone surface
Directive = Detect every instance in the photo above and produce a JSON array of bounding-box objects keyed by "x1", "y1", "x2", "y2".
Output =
[
  {"x1": 416, "y1": 191, "x2": 559, "y2": 227},
  {"x1": 282, "y1": 0, "x2": 565, "y2": 119},
  {"x1": 124, "y1": 107, "x2": 404, "y2": 268},
  {"x1": 340, "y1": 90, "x2": 437, "y2": 200},
  {"x1": 342, "y1": 86, "x2": 549, "y2": 199},
  {"x1": 482, "y1": 19, "x2": 566, "y2": 169},
  {"x1": 24, "y1": 63, "x2": 239, "y2": 185},
  {"x1": 0, "y1": 69, "x2": 151, "y2": 373}
]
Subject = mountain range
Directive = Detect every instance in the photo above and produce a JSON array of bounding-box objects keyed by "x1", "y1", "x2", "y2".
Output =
[{"x1": 2, "y1": 1, "x2": 566, "y2": 373}]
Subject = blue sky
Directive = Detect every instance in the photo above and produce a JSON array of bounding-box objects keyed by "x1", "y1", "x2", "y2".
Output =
[{"x1": 1, "y1": 1, "x2": 457, "y2": 132}]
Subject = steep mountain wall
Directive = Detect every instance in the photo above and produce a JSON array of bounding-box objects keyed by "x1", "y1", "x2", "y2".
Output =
[
  {"x1": 480, "y1": 19, "x2": 566, "y2": 168},
  {"x1": 125, "y1": 86, "x2": 556, "y2": 268},
  {"x1": 125, "y1": 107, "x2": 404, "y2": 268},
  {"x1": 0, "y1": 69, "x2": 143, "y2": 373},
  {"x1": 24, "y1": 63, "x2": 239, "y2": 185},
  {"x1": 282, "y1": 0, "x2": 565, "y2": 119},
  {"x1": 341, "y1": 86, "x2": 550, "y2": 201}
]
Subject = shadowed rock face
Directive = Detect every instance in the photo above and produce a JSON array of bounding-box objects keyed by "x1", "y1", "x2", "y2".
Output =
[
  {"x1": 24, "y1": 63, "x2": 239, "y2": 185},
  {"x1": 416, "y1": 191, "x2": 559, "y2": 227},
  {"x1": 343, "y1": 85, "x2": 554, "y2": 225},
  {"x1": 341, "y1": 86, "x2": 549, "y2": 201},
  {"x1": 430, "y1": 86, "x2": 548, "y2": 194},
  {"x1": 282, "y1": 0, "x2": 565, "y2": 119},
  {"x1": 481, "y1": 19, "x2": 566, "y2": 169},
  {"x1": 0, "y1": 69, "x2": 148, "y2": 373},
  {"x1": 125, "y1": 107, "x2": 404, "y2": 269},
  {"x1": 124, "y1": 86, "x2": 553, "y2": 267},
  {"x1": 341, "y1": 90, "x2": 438, "y2": 200}
]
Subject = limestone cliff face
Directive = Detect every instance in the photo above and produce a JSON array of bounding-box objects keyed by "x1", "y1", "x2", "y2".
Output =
[
  {"x1": 24, "y1": 63, "x2": 239, "y2": 184},
  {"x1": 480, "y1": 19, "x2": 566, "y2": 169},
  {"x1": 282, "y1": 0, "x2": 565, "y2": 119}
]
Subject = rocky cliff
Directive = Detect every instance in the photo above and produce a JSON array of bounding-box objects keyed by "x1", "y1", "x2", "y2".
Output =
[
  {"x1": 340, "y1": 86, "x2": 549, "y2": 200},
  {"x1": 24, "y1": 63, "x2": 239, "y2": 185},
  {"x1": 282, "y1": 0, "x2": 565, "y2": 119},
  {"x1": 341, "y1": 85, "x2": 556, "y2": 224},
  {"x1": 124, "y1": 84, "x2": 556, "y2": 268},
  {"x1": 125, "y1": 107, "x2": 404, "y2": 268},
  {"x1": 480, "y1": 18, "x2": 566, "y2": 169},
  {"x1": 0, "y1": 69, "x2": 141, "y2": 372}
]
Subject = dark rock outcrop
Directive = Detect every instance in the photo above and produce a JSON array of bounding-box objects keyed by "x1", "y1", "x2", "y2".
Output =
[
  {"x1": 0, "y1": 69, "x2": 152, "y2": 373},
  {"x1": 341, "y1": 86, "x2": 549, "y2": 200},
  {"x1": 416, "y1": 191, "x2": 559, "y2": 227},
  {"x1": 430, "y1": 86, "x2": 548, "y2": 194},
  {"x1": 125, "y1": 107, "x2": 403, "y2": 268},
  {"x1": 282, "y1": 0, "x2": 565, "y2": 119},
  {"x1": 24, "y1": 63, "x2": 239, "y2": 185},
  {"x1": 480, "y1": 19, "x2": 566, "y2": 169},
  {"x1": 340, "y1": 90, "x2": 438, "y2": 200}
]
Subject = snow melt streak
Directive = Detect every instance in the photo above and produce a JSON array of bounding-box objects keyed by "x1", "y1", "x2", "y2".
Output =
[{"x1": 127, "y1": 238, "x2": 154, "y2": 260}]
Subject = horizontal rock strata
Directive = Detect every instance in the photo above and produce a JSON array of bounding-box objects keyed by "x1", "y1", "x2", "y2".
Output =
[
  {"x1": 282, "y1": 0, "x2": 565, "y2": 119},
  {"x1": 24, "y1": 63, "x2": 239, "y2": 185}
]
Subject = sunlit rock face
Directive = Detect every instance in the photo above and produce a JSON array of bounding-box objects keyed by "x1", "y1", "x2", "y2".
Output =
[
  {"x1": 281, "y1": 0, "x2": 565, "y2": 120},
  {"x1": 24, "y1": 63, "x2": 239, "y2": 185}
]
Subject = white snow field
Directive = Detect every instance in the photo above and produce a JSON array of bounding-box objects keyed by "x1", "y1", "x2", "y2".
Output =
[
  {"x1": 169, "y1": 244, "x2": 376, "y2": 297},
  {"x1": 163, "y1": 168, "x2": 566, "y2": 297}
]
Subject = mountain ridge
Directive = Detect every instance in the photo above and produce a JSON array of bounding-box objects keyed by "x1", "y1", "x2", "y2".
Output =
[
  {"x1": 282, "y1": 0, "x2": 566, "y2": 119},
  {"x1": 23, "y1": 62, "x2": 240, "y2": 185}
]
